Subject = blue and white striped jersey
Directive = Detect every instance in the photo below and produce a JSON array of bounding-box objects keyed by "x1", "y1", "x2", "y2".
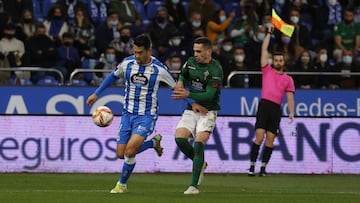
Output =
[{"x1": 114, "y1": 56, "x2": 176, "y2": 115}]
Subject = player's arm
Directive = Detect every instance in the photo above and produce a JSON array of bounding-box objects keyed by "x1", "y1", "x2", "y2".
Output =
[
  {"x1": 286, "y1": 92, "x2": 295, "y2": 123},
  {"x1": 260, "y1": 24, "x2": 273, "y2": 68},
  {"x1": 87, "y1": 65, "x2": 124, "y2": 106}
]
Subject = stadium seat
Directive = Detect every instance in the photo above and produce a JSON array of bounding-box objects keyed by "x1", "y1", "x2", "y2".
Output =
[
  {"x1": 146, "y1": 1, "x2": 164, "y2": 20},
  {"x1": 37, "y1": 75, "x2": 60, "y2": 86}
]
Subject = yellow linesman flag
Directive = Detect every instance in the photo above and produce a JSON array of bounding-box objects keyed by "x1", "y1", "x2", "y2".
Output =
[{"x1": 271, "y1": 9, "x2": 294, "y2": 37}]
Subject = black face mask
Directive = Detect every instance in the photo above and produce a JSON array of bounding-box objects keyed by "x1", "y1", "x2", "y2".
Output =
[
  {"x1": 5, "y1": 34, "x2": 15, "y2": 39},
  {"x1": 156, "y1": 17, "x2": 166, "y2": 23},
  {"x1": 121, "y1": 35, "x2": 130, "y2": 43},
  {"x1": 344, "y1": 19, "x2": 353, "y2": 25},
  {"x1": 53, "y1": 16, "x2": 63, "y2": 20},
  {"x1": 23, "y1": 18, "x2": 33, "y2": 23},
  {"x1": 64, "y1": 42, "x2": 72, "y2": 46}
]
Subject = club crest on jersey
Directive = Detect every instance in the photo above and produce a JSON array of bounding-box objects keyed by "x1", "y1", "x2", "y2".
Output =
[{"x1": 131, "y1": 73, "x2": 148, "y2": 86}]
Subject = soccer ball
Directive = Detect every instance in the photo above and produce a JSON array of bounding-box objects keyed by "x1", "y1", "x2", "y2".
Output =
[{"x1": 92, "y1": 106, "x2": 114, "y2": 127}]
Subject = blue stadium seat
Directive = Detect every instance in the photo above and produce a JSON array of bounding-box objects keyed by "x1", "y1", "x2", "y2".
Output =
[
  {"x1": 37, "y1": 75, "x2": 60, "y2": 86},
  {"x1": 146, "y1": 1, "x2": 164, "y2": 20}
]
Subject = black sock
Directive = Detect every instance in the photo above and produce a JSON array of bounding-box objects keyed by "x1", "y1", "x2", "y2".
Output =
[
  {"x1": 250, "y1": 142, "x2": 260, "y2": 163},
  {"x1": 261, "y1": 146, "x2": 273, "y2": 166}
]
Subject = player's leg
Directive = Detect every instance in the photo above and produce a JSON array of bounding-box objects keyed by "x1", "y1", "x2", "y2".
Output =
[
  {"x1": 137, "y1": 134, "x2": 163, "y2": 156},
  {"x1": 175, "y1": 110, "x2": 196, "y2": 160},
  {"x1": 184, "y1": 111, "x2": 216, "y2": 195},
  {"x1": 249, "y1": 128, "x2": 266, "y2": 176}
]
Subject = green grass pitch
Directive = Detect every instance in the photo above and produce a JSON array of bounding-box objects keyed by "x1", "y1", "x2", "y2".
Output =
[{"x1": 0, "y1": 173, "x2": 359, "y2": 203}]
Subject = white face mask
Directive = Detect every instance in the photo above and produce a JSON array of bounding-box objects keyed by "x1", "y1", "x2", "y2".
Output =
[
  {"x1": 170, "y1": 39, "x2": 181, "y2": 46},
  {"x1": 268, "y1": 58, "x2": 273, "y2": 64},
  {"x1": 222, "y1": 45, "x2": 233, "y2": 52},
  {"x1": 255, "y1": 0, "x2": 263, "y2": 4},
  {"x1": 290, "y1": 16, "x2": 299, "y2": 24},
  {"x1": 171, "y1": 62, "x2": 181, "y2": 69},
  {"x1": 320, "y1": 54, "x2": 328, "y2": 62},
  {"x1": 220, "y1": 15, "x2": 226, "y2": 22},
  {"x1": 257, "y1": 33, "x2": 265, "y2": 41},
  {"x1": 343, "y1": 55, "x2": 352, "y2": 64},
  {"x1": 192, "y1": 21, "x2": 201, "y2": 28},
  {"x1": 171, "y1": 0, "x2": 180, "y2": 4},
  {"x1": 328, "y1": 0, "x2": 337, "y2": 6},
  {"x1": 235, "y1": 55, "x2": 245, "y2": 62}
]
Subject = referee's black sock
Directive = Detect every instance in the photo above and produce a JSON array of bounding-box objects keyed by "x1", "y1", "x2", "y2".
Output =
[
  {"x1": 250, "y1": 142, "x2": 260, "y2": 167},
  {"x1": 261, "y1": 146, "x2": 273, "y2": 169}
]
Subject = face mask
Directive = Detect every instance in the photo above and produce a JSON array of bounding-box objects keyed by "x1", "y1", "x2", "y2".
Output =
[
  {"x1": 106, "y1": 54, "x2": 116, "y2": 63},
  {"x1": 110, "y1": 20, "x2": 118, "y2": 26},
  {"x1": 23, "y1": 18, "x2": 33, "y2": 23},
  {"x1": 276, "y1": 0, "x2": 285, "y2": 4},
  {"x1": 192, "y1": 21, "x2": 201, "y2": 28},
  {"x1": 263, "y1": 22, "x2": 272, "y2": 28},
  {"x1": 268, "y1": 58, "x2": 273, "y2": 64},
  {"x1": 171, "y1": 0, "x2": 180, "y2": 4},
  {"x1": 242, "y1": 15, "x2": 248, "y2": 20},
  {"x1": 343, "y1": 55, "x2": 352, "y2": 64},
  {"x1": 4, "y1": 33, "x2": 15, "y2": 39},
  {"x1": 170, "y1": 39, "x2": 181, "y2": 46},
  {"x1": 328, "y1": 0, "x2": 337, "y2": 6},
  {"x1": 320, "y1": 54, "x2": 328, "y2": 62},
  {"x1": 64, "y1": 41, "x2": 72, "y2": 46},
  {"x1": 171, "y1": 62, "x2": 181, "y2": 69},
  {"x1": 53, "y1": 16, "x2": 63, "y2": 20},
  {"x1": 301, "y1": 56, "x2": 310, "y2": 63},
  {"x1": 255, "y1": 0, "x2": 263, "y2": 4},
  {"x1": 222, "y1": 45, "x2": 233, "y2": 52},
  {"x1": 344, "y1": 19, "x2": 353, "y2": 25},
  {"x1": 220, "y1": 15, "x2": 226, "y2": 22},
  {"x1": 156, "y1": 17, "x2": 166, "y2": 23},
  {"x1": 121, "y1": 35, "x2": 130, "y2": 43},
  {"x1": 235, "y1": 55, "x2": 245, "y2": 62},
  {"x1": 290, "y1": 16, "x2": 299, "y2": 24},
  {"x1": 257, "y1": 33, "x2": 265, "y2": 41},
  {"x1": 281, "y1": 36, "x2": 291, "y2": 44}
]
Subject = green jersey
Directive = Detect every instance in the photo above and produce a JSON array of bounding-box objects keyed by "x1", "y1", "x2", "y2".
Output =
[{"x1": 179, "y1": 56, "x2": 223, "y2": 111}]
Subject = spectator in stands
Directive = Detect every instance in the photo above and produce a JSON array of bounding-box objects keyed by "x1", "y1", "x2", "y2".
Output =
[
  {"x1": 68, "y1": 8, "x2": 96, "y2": 58},
  {"x1": 144, "y1": 6, "x2": 178, "y2": 57},
  {"x1": 227, "y1": 46, "x2": 251, "y2": 88},
  {"x1": 272, "y1": 0, "x2": 291, "y2": 18},
  {"x1": 54, "y1": 32, "x2": 81, "y2": 81},
  {"x1": 165, "y1": 0, "x2": 187, "y2": 28},
  {"x1": 289, "y1": 0, "x2": 313, "y2": 29},
  {"x1": 93, "y1": 46, "x2": 124, "y2": 86},
  {"x1": 94, "y1": 9, "x2": 122, "y2": 56},
  {"x1": 87, "y1": 0, "x2": 109, "y2": 28},
  {"x1": 179, "y1": 11, "x2": 205, "y2": 45},
  {"x1": 261, "y1": 11, "x2": 272, "y2": 29},
  {"x1": 18, "y1": 9, "x2": 36, "y2": 42},
  {"x1": 161, "y1": 30, "x2": 190, "y2": 63},
  {"x1": 187, "y1": 0, "x2": 217, "y2": 24},
  {"x1": 252, "y1": 0, "x2": 271, "y2": 23},
  {"x1": 206, "y1": 8, "x2": 236, "y2": 44},
  {"x1": 337, "y1": 51, "x2": 357, "y2": 89},
  {"x1": 312, "y1": 47, "x2": 334, "y2": 89},
  {"x1": 3, "y1": 0, "x2": 33, "y2": 24},
  {"x1": 312, "y1": 0, "x2": 342, "y2": 51},
  {"x1": 333, "y1": 7, "x2": 360, "y2": 64},
  {"x1": 43, "y1": 4, "x2": 69, "y2": 46},
  {"x1": 293, "y1": 49, "x2": 314, "y2": 89},
  {"x1": 32, "y1": 0, "x2": 56, "y2": 23},
  {"x1": 26, "y1": 23, "x2": 57, "y2": 83},
  {"x1": 230, "y1": 5, "x2": 258, "y2": 47},
  {"x1": 110, "y1": 25, "x2": 133, "y2": 61},
  {"x1": 55, "y1": 0, "x2": 88, "y2": 24},
  {"x1": 109, "y1": 0, "x2": 142, "y2": 35},
  {"x1": 211, "y1": 42, "x2": 230, "y2": 85},
  {"x1": 349, "y1": 0, "x2": 360, "y2": 23},
  {"x1": 165, "y1": 53, "x2": 183, "y2": 80},
  {"x1": 244, "y1": 25, "x2": 267, "y2": 88},
  {"x1": 288, "y1": 7, "x2": 312, "y2": 60},
  {"x1": 0, "y1": 23, "x2": 27, "y2": 84}
]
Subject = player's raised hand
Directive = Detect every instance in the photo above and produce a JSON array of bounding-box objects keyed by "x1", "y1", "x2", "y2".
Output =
[
  {"x1": 86, "y1": 93, "x2": 98, "y2": 106},
  {"x1": 191, "y1": 103, "x2": 208, "y2": 115}
]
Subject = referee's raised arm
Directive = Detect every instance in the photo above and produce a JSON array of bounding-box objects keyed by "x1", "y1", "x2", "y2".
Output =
[{"x1": 260, "y1": 24, "x2": 274, "y2": 68}]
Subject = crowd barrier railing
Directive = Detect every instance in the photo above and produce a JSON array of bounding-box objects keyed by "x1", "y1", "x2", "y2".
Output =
[{"x1": 0, "y1": 67, "x2": 65, "y2": 85}]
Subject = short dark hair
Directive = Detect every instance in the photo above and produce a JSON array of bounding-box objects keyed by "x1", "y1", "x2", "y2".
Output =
[
  {"x1": 133, "y1": 34, "x2": 152, "y2": 49},
  {"x1": 194, "y1": 37, "x2": 212, "y2": 49}
]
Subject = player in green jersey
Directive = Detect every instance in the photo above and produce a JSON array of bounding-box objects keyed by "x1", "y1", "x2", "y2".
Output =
[{"x1": 172, "y1": 37, "x2": 223, "y2": 195}]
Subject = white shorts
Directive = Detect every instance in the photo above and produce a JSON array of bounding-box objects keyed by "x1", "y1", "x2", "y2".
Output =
[{"x1": 176, "y1": 110, "x2": 217, "y2": 137}]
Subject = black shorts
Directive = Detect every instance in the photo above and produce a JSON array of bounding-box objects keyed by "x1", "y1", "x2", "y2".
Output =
[{"x1": 255, "y1": 99, "x2": 281, "y2": 135}]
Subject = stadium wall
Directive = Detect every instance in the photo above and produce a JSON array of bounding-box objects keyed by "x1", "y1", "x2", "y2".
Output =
[{"x1": 0, "y1": 87, "x2": 359, "y2": 174}]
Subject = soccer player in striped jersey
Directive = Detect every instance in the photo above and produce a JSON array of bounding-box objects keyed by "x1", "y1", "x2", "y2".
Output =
[
  {"x1": 248, "y1": 24, "x2": 295, "y2": 177},
  {"x1": 172, "y1": 37, "x2": 223, "y2": 195},
  {"x1": 86, "y1": 34, "x2": 206, "y2": 193}
]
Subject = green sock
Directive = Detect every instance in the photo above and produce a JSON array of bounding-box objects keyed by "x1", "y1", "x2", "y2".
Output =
[
  {"x1": 175, "y1": 138, "x2": 194, "y2": 160},
  {"x1": 191, "y1": 141, "x2": 204, "y2": 187}
]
